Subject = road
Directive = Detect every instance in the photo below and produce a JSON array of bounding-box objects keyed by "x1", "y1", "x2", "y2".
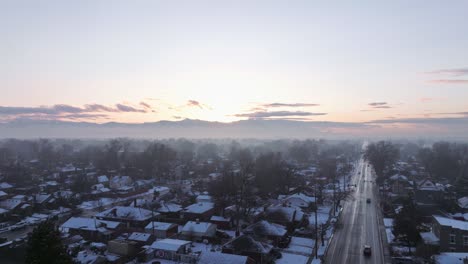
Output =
[{"x1": 324, "y1": 158, "x2": 390, "y2": 264}]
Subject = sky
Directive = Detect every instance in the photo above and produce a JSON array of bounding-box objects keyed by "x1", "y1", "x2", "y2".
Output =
[{"x1": 1, "y1": 0, "x2": 468, "y2": 131}]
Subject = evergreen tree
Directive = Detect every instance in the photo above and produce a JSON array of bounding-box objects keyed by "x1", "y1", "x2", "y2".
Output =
[
  {"x1": 25, "y1": 220, "x2": 73, "y2": 264},
  {"x1": 393, "y1": 198, "x2": 421, "y2": 254}
]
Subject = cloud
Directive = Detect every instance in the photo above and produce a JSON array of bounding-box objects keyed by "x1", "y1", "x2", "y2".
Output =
[
  {"x1": 187, "y1": 100, "x2": 203, "y2": 109},
  {"x1": 368, "y1": 102, "x2": 388, "y2": 107},
  {"x1": 426, "y1": 68, "x2": 468, "y2": 77},
  {"x1": 262, "y1": 102, "x2": 320, "y2": 108},
  {"x1": 425, "y1": 68, "x2": 468, "y2": 84},
  {"x1": 368, "y1": 116, "x2": 468, "y2": 125},
  {"x1": 419, "y1": 97, "x2": 434, "y2": 102},
  {"x1": 373, "y1": 105, "x2": 392, "y2": 109},
  {"x1": 0, "y1": 103, "x2": 150, "y2": 123},
  {"x1": 428, "y1": 79, "x2": 468, "y2": 84},
  {"x1": 234, "y1": 111, "x2": 327, "y2": 119}
]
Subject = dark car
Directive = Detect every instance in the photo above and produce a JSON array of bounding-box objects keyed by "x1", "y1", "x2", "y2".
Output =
[
  {"x1": 363, "y1": 245, "x2": 372, "y2": 256},
  {"x1": 366, "y1": 198, "x2": 371, "y2": 203}
]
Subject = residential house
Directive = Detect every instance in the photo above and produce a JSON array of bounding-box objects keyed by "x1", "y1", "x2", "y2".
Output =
[
  {"x1": 180, "y1": 220, "x2": 217, "y2": 241},
  {"x1": 222, "y1": 235, "x2": 274, "y2": 264},
  {"x1": 109, "y1": 176, "x2": 133, "y2": 190},
  {"x1": 210, "y1": 215, "x2": 231, "y2": 230},
  {"x1": 127, "y1": 232, "x2": 155, "y2": 246},
  {"x1": 388, "y1": 174, "x2": 413, "y2": 197},
  {"x1": 458, "y1": 197, "x2": 468, "y2": 213},
  {"x1": 278, "y1": 193, "x2": 316, "y2": 209},
  {"x1": 196, "y1": 194, "x2": 213, "y2": 203},
  {"x1": 432, "y1": 215, "x2": 468, "y2": 252},
  {"x1": 149, "y1": 238, "x2": 192, "y2": 262},
  {"x1": 181, "y1": 202, "x2": 215, "y2": 221},
  {"x1": 243, "y1": 220, "x2": 289, "y2": 247},
  {"x1": 144, "y1": 221, "x2": 178, "y2": 239},
  {"x1": 60, "y1": 217, "x2": 122, "y2": 242},
  {"x1": 157, "y1": 202, "x2": 183, "y2": 219},
  {"x1": 95, "y1": 206, "x2": 158, "y2": 228},
  {"x1": 264, "y1": 205, "x2": 305, "y2": 226}
]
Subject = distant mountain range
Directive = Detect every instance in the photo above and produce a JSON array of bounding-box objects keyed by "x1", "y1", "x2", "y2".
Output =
[
  {"x1": 0, "y1": 118, "x2": 466, "y2": 139},
  {"x1": 0, "y1": 118, "x2": 369, "y2": 139}
]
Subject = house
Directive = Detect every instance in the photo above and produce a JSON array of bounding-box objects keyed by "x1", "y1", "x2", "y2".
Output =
[
  {"x1": 264, "y1": 205, "x2": 305, "y2": 226},
  {"x1": 243, "y1": 220, "x2": 288, "y2": 246},
  {"x1": 180, "y1": 220, "x2": 217, "y2": 241},
  {"x1": 222, "y1": 235, "x2": 274, "y2": 263},
  {"x1": 95, "y1": 206, "x2": 158, "y2": 228},
  {"x1": 0, "y1": 191, "x2": 8, "y2": 200},
  {"x1": 278, "y1": 193, "x2": 316, "y2": 208},
  {"x1": 144, "y1": 221, "x2": 178, "y2": 239},
  {"x1": 388, "y1": 174, "x2": 413, "y2": 197},
  {"x1": 97, "y1": 175, "x2": 109, "y2": 185},
  {"x1": 210, "y1": 215, "x2": 231, "y2": 230},
  {"x1": 127, "y1": 232, "x2": 155, "y2": 245},
  {"x1": 0, "y1": 182, "x2": 13, "y2": 190},
  {"x1": 182, "y1": 202, "x2": 215, "y2": 221},
  {"x1": 156, "y1": 202, "x2": 183, "y2": 219},
  {"x1": 196, "y1": 194, "x2": 213, "y2": 203},
  {"x1": 431, "y1": 215, "x2": 468, "y2": 252},
  {"x1": 60, "y1": 217, "x2": 122, "y2": 242},
  {"x1": 108, "y1": 239, "x2": 139, "y2": 257},
  {"x1": 414, "y1": 179, "x2": 446, "y2": 215},
  {"x1": 198, "y1": 251, "x2": 254, "y2": 264},
  {"x1": 109, "y1": 176, "x2": 133, "y2": 190},
  {"x1": 149, "y1": 238, "x2": 192, "y2": 261},
  {"x1": 33, "y1": 194, "x2": 53, "y2": 209},
  {"x1": 458, "y1": 197, "x2": 468, "y2": 212}
]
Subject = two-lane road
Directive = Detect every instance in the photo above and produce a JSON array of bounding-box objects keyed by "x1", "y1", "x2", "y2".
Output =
[{"x1": 325, "y1": 158, "x2": 389, "y2": 264}]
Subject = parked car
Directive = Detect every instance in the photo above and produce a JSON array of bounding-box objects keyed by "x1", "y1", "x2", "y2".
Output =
[{"x1": 366, "y1": 198, "x2": 371, "y2": 204}]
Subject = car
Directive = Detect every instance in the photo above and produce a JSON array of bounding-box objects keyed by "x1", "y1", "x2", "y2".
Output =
[
  {"x1": 366, "y1": 198, "x2": 371, "y2": 203},
  {"x1": 363, "y1": 245, "x2": 372, "y2": 256}
]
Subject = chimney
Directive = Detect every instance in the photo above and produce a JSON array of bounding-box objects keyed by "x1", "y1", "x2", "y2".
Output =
[{"x1": 196, "y1": 218, "x2": 200, "y2": 224}]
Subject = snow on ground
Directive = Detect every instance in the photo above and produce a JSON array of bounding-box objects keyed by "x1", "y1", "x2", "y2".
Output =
[
  {"x1": 276, "y1": 252, "x2": 309, "y2": 264},
  {"x1": 283, "y1": 236, "x2": 315, "y2": 255},
  {"x1": 308, "y1": 205, "x2": 331, "y2": 227},
  {"x1": 385, "y1": 228, "x2": 395, "y2": 243}
]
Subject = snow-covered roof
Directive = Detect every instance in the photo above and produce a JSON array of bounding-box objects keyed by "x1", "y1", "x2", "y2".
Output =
[
  {"x1": 144, "y1": 221, "x2": 176, "y2": 231},
  {"x1": 61, "y1": 217, "x2": 121, "y2": 231},
  {"x1": 96, "y1": 206, "x2": 157, "y2": 221},
  {"x1": 150, "y1": 238, "x2": 191, "y2": 251},
  {"x1": 278, "y1": 193, "x2": 316, "y2": 204},
  {"x1": 196, "y1": 194, "x2": 212, "y2": 201},
  {"x1": 420, "y1": 232, "x2": 439, "y2": 245},
  {"x1": 244, "y1": 220, "x2": 287, "y2": 237},
  {"x1": 211, "y1": 215, "x2": 231, "y2": 222},
  {"x1": 389, "y1": 174, "x2": 408, "y2": 182},
  {"x1": 434, "y1": 215, "x2": 468, "y2": 231},
  {"x1": 0, "y1": 191, "x2": 7, "y2": 197},
  {"x1": 198, "y1": 252, "x2": 248, "y2": 264},
  {"x1": 34, "y1": 194, "x2": 51, "y2": 204},
  {"x1": 0, "y1": 182, "x2": 13, "y2": 189},
  {"x1": 128, "y1": 232, "x2": 152, "y2": 242},
  {"x1": 0, "y1": 199, "x2": 22, "y2": 210},
  {"x1": 184, "y1": 202, "x2": 214, "y2": 214},
  {"x1": 97, "y1": 175, "x2": 109, "y2": 183},
  {"x1": 223, "y1": 235, "x2": 273, "y2": 254},
  {"x1": 266, "y1": 205, "x2": 305, "y2": 223},
  {"x1": 181, "y1": 221, "x2": 216, "y2": 234},
  {"x1": 383, "y1": 218, "x2": 394, "y2": 228},
  {"x1": 457, "y1": 196, "x2": 468, "y2": 209},
  {"x1": 157, "y1": 202, "x2": 182, "y2": 213},
  {"x1": 434, "y1": 252, "x2": 468, "y2": 264}
]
